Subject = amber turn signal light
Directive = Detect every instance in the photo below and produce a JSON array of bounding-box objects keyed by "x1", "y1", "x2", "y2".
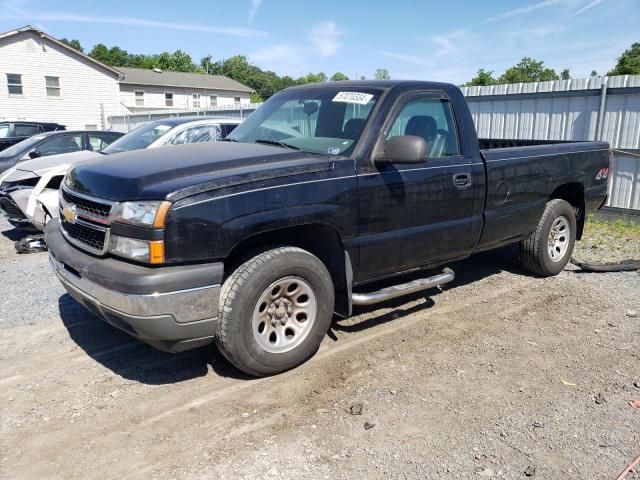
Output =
[
  {"x1": 153, "y1": 201, "x2": 172, "y2": 229},
  {"x1": 149, "y1": 240, "x2": 165, "y2": 264}
]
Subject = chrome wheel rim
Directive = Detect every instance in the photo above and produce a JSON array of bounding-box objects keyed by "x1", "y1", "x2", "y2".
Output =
[
  {"x1": 252, "y1": 276, "x2": 317, "y2": 354},
  {"x1": 548, "y1": 216, "x2": 570, "y2": 262}
]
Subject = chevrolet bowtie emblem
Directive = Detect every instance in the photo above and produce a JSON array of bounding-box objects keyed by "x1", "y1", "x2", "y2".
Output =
[{"x1": 62, "y1": 205, "x2": 77, "y2": 223}]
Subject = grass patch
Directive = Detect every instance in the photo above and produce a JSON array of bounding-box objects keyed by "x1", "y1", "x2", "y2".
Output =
[{"x1": 584, "y1": 215, "x2": 640, "y2": 238}]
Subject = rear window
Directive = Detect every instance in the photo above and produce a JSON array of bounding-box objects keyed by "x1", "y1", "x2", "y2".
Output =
[
  {"x1": 14, "y1": 124, "x2": 41, "y2": 137},
  {"x1": 0, "y1": 123, "x2": 9, "y2": 138}
]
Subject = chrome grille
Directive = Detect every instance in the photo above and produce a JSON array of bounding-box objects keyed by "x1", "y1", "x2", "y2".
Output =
[
  {"x1": 59, "y1": 186, "x2": 114, "y2": 255},
  {"x1": 61, "y1": 188, "x2": 111, "y2": 219}
]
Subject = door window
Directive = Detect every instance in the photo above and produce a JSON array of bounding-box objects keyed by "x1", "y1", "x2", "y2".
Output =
[
  {"x1": 38, "y1": 134, "x2": 83, "y2": 156},
  {"x1": 88, "y1": 133, "x2": 117, "y2": 151},
  {"x1": 386, "y1": 97, "x2": 460, "y2": 157}
]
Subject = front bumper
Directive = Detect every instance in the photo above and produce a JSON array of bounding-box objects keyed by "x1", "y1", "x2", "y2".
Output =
[
  {"x1": 0, "y1": 190, "x2": 33, "y2": 228},
  {"x1": 45, "y1": 219, "x2": 223, "y2": 352}
]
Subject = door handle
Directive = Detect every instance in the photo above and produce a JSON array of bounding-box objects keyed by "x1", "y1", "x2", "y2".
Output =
[{"x1": 453, "y1": 173, "x2": 472, "y2": 189}]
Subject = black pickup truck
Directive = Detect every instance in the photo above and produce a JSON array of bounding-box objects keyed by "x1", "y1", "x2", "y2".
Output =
[{"x1": 45, "y1": 80, "x2": 610, "y2": 376}]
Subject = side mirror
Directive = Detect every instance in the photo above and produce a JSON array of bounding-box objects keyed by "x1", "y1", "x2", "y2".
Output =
[
  {"x1": 28, "y1": 149, "x2": 41, "y2": 159},
  {"x1": 378, "y1": 135, "x2": 427, "y2": 164}
]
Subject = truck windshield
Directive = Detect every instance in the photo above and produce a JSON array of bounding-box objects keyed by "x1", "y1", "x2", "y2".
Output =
[
  {"x1": 228, "y1": 86, "x2": 382, "y2": 156},
  {"x1": 102, "y1": 122, "x2": 173, "y2": 154}
]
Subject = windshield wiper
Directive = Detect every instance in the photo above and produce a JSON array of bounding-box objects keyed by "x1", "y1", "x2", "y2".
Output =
[
  {"x1": 253, "y1": 139, "x2": 300, "y2": 150},
  {"x1": 220, "y1": 137, "x2": 238, "y2": 142}
]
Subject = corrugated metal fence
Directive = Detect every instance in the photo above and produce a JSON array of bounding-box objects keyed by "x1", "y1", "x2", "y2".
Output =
[
  {"x1": 461, "y1": 75, "x2": 640, "y2": 211},
  {"x1": 108, "y1": 74, "x2": 640, "y2": 211}
]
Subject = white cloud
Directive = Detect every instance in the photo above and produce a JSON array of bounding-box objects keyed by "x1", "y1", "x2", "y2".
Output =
[
  {"x1": 569, "y1": 0, "x2": 607, "y2": 18},
  {"x1": 309, "y1": 21, "x2": 343, "y2": 58},
  {"x1": 248, "y1": 0, "x2": 262, "y2": 26},
  {"x1": 0, "y1": 1, "x2": 267, "y2": 37},
  {"x1": 382, "y1": 51, "x2": 431, "y2": 67},
  {"x1": 250, "y1": 44, "x2": 301, "y2": 64},
  {"x1": 431, "y1": 29, "x2": 468, "y2": 56},
  {"x1": 484, "y1": 0, "x2": 563, "y2": 23},
  {"x1": 249, "y1": 44, "x2": 307, "y2": 76}
]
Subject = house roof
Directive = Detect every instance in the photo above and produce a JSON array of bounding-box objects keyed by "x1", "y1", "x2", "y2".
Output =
[
  {"x1": 116, "y1": 67, "x2": 253, "y2": 93},
  {"x1": 0, "y1": 25, "x2": 123, "y2": 78}
]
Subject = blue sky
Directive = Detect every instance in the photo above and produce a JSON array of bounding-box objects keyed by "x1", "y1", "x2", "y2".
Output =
[{"x1": 1, "y1": 0, "x2": 638, "y2": 83}]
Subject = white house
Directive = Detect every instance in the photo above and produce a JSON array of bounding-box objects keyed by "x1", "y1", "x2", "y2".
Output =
[
  {"x1": 118, "y1": 67, "x2": 252, "y2": 112},
  {"x1": 0, "y1": 26, "x2": 124, "y2": 130},
  {"x1": 0, "y1": 26, "x2": 253, "y2": 130}
]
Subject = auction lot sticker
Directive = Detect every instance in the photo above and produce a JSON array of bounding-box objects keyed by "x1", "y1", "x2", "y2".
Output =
[{"x1": 333, "y1": 92, "x2": 374, "y2": 104}]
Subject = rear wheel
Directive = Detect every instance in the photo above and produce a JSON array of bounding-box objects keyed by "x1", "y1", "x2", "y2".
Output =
[
  {"x1": 519, "y1": 199, "x2": 576, "y2": 277},
  {"x1": 215, "y1": 247, "x2": 334, "y2": 376}
]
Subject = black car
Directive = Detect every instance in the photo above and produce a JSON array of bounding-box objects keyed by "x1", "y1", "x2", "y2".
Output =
[
  {"x1": 0, "y1": 121, "x2": 66, "y2": 152},
  {"x1": 0, "y1": 130, "x2": 123, "y2": 174}
]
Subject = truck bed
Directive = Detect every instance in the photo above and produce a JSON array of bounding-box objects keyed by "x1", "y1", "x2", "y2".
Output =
[{"x1": 475, "y1": 139, "x2": 610, "y2": 251}]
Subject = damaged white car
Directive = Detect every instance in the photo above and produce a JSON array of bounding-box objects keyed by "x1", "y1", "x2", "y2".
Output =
[{"x1": 0, "y1": 116, "x2": 242, "y2": 232}]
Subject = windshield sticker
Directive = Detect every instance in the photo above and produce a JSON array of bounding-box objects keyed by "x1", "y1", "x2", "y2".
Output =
[
  {"x1": 332, "y1": 92, "x2": 374, "y2": 105},
  {"x1": 328, "y1": 147, "x2": 341, "y2": 155}
]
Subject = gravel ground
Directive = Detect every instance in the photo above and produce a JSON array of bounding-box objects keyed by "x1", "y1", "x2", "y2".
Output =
[
  {"x1": 0, "y1": 220, "x2": 67, "y2": 329},
  {"x1": 0, "y1": 216, "x2": 639, "y2": 480}
]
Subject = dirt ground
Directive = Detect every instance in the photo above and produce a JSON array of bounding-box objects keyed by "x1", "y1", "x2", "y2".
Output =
[{"x1": 1, "y1": 217, "x2": 639, "y2": 480}]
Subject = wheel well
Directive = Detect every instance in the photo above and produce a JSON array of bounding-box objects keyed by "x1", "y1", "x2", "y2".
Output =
[
  {"x1": 224, "y1": 225, "x2": 351, "y2": 317},
  {"x1": 550, "y1": 182, "x2": 585, "y2": 239}
]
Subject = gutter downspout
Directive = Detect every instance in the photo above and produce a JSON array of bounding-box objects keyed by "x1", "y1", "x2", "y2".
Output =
[{"x1": 596, "y1": 77, "x2": 609, "y2": 141}]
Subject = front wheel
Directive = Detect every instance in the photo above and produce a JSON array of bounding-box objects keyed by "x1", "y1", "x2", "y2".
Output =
[
  {"x1": 519, "y1": 199, "x2": 577, "y2": 277},
  {"x1": 215, "y1": 247, "x2": 334, "y2": 376}
]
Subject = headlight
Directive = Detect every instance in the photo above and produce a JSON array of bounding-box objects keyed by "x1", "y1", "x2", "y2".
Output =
[
  {"x1": 109, "y1": 234, "x2": 165, "y2": 264},
  {"x1": 111, "y1": 201, "x2": 171, "y2": 228}
]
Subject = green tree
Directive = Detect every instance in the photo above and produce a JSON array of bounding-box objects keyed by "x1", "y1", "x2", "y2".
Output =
[
  {"x1": 200, "y1": 55, "x2": 215, "y2": 74},
  {"x1": 154, "y1": 50, "x2": 201, "y2": 72},
  {"x1": 465, "y1": 69, "x2": 496, "y2": 86},
  {"x1": 298, "y1": 72, "x2": 327, "y2": 84},
  {"x1": 590, "y1": 70, "x2": 599, "y2": 77},
  {"x1": 89, "y1": 44, "x2": 130, "y2": 66},
  {"x1": 330, "y1": 72, "x2": 349, "y2": 81},
  {"x1": 498, "y1": 57, "x2": 559, "y2": 84},
  {"x1": 374, "y1": 68, "x2": 390, "y2": 80},
  {"x1": 608, "y1": 42, "x2": 640, "y2": 75},
  {"x1": 250, "y1": 92, "x2": 263, "y2": 103},
  {"x1": 59, "y1": 38, "x2": 83, "y2": 52},
  {"x1": 560, "y1": 68, "x2": 571, "y2": 80}
]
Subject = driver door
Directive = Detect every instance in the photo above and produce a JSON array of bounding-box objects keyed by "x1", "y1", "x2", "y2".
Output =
[{"x1": 356, "y1": 92, "x2": 476, "y2": 281}]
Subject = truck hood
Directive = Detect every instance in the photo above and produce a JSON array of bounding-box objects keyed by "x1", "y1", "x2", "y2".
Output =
[{"x1": 65, "y1": 142, "x2": 336, "y2": 202}]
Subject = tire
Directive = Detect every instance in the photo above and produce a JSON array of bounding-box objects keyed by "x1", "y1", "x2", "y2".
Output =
[
  {"x1": 519, "y1": 199, "x2": 577, "y2": 277},
  {"x1": 215, "y1": 247, "x2": 334, "y2": 376}
]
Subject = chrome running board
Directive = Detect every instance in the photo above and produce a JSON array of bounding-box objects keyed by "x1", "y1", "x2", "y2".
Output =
[{"x1": 352, "y1": 268, "x2": 455, "y2": 306}]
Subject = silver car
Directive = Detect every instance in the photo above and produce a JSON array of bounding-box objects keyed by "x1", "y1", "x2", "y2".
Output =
[{"x1": 0, "y1": 116, "x2": 242, "y2": 231}]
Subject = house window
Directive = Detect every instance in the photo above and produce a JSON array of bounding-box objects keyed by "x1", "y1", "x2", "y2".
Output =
[
  {"x1": 192, "y1": 93, "x2": 200, "y2": 108},
  {"x1": 135, "y1": 91, "x2": 144, "y2": 106},
  {"x1": 165, "y1": 92, "x2": 174, "y2": 107},
  {"x1": 234, "y1": 96, "x2": 241, "y2": 104},
  {"x1": 210, "y1": 95, "x2": 217, "y2": 107},
  {"x1": 45, "y1": 76, "x2": 61, "y2": 97},
  {"x1": 7, "y1": 73, "x2": 23, "y2": 95}
]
